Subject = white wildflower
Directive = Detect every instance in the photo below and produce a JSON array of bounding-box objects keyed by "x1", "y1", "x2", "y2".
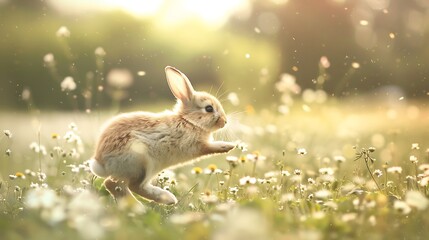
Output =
[
  {"x1": 373, "y1": 169, "x2": 383, "y2": 178},
  {"x1": 3, "y1": 130, "x2": 12, "y2": 138},
  {"x1": 419, "y1": 177, "x2": 429, "y2": 187},
  {"x1": 280, "y1": 193, "x2": 295, "y2": 202},
  {"x1": 333, "y1": 155, "x2": 346, "y2": 163},
  {"x1": 341, "y1": 213, "x2": 357, "y2": 222},
  {"x1": 239, "y1": 176, "x2": 257, "y2": 185},
  {"x1": 200, "y1": 193, "x2": 218, "y2": 204},
  {"x1": 405, "y1": 190, "x2": 429, "y2": 210},
  {"x1": 387, "y1": 166, "x2": 402, "y2": 174},
  {"x1": 281, "y1": 170, "x2": 290, "y2": 176},
  {"x1": 297, "y1": 148, "x2": 307, "y2": 155},
  {"x1": 419, "y1": 164, "x2": 429, "y2": 172},
  {"x1": 409, "y1": 155, "x2": 418, "y2": 164},
  {"x1": 25, "y1": 188, "x2": 61, "y2": 209},
  {"x1": 319, "y1": 167, "x2": 334, "y2": 175},
  {"x1": 276, "y1": 73, "x2": 301, "y2": 94},
  {"x1": 170, "y1": 212, "x2": 205, "y2": 225},
  {"x1": 393, "y1": 200, "x2": 411, "y2": 215},
  {"x1": 314, "y1": 189, "x2": 332, "y2": 200},
  {"x1": 308, "y1": 178, "x2": 316, "y2": 184},
  {"x1": 68, "y1": 190, "x2": 105, "y2": 239},
  {"x1": 324, "y1": 201, "x2": 338, "y2": 210}
]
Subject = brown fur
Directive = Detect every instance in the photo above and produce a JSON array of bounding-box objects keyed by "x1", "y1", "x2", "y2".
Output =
[{"x1": 89, "y1": 66, "x2": 236, "y2": 205}]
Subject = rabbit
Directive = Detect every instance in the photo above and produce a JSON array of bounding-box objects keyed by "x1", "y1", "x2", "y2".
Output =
[{"x1": 89, "y1": 66, "x2": 236, "y2": 205}]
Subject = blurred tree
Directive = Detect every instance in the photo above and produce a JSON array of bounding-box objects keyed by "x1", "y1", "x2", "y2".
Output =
[{"x1": 0, "y1": 0, "x2": 428, "y2": 111}]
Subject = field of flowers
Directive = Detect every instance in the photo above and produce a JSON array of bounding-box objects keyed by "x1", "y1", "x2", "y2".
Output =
[{"x1": 1, "y1": 97, "x2": 429, "y2": 240}]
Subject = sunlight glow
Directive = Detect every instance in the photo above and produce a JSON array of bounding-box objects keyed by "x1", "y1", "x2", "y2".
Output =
[{"x1": 47, "y1": 0, "x2": 251, "y2": 27}]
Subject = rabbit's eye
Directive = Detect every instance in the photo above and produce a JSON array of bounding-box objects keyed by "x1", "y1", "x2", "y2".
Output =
[{"x1": 205, "y1": 105, "x2": 214, "y2": 113}]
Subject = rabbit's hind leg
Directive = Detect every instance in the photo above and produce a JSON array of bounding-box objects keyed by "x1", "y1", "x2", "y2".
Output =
[
  {"x1": 129, "y1": 181, "x2": 177, "y2": 205},
  {"x1": 104, "y1": 177, "x2": 133, "y2": 201}
]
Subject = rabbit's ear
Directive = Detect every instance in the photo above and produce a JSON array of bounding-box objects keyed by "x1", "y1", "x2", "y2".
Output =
[{"x1": 165, "y1": 66, "x2": 195, "y2": 102}]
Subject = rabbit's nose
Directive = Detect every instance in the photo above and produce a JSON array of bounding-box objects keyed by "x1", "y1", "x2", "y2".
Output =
[{"x1": 219, "y1": 116, "x2": 227, "y2": 126}]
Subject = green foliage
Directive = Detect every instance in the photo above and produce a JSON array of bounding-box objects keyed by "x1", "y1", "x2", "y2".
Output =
[{"x1": 1, "y1": 100, "x2": 429, "y2": 239}]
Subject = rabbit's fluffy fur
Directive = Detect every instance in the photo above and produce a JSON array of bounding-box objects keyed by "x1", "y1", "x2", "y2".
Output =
[{"x1": 89, "y1": 66, "x2": 235, "y2": 204}]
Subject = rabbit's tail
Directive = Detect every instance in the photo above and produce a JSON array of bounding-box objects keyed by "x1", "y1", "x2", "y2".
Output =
[{"x1": 89, "y1": 158, "x2": 108, "y2": 177}]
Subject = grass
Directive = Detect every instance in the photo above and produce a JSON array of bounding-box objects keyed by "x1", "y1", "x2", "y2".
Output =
[{"x1": 1, "y1": 98, "x2": 429, "y2": 240}]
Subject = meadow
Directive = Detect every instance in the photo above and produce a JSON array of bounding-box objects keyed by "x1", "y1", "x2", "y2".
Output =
[{"x1": 1, "y1": 96, "x2": 429, "y2": 240}]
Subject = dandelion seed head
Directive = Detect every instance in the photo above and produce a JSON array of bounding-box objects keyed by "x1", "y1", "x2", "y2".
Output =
[
  {"x1": 22, "y1": 88, "x2": 31, "y2": 101},
  {"x1": 107, "y1": 68, "x2": 134, "y2": 89},
  {"x1": 61, "y1": 77, "x2": 77, "y2": 91},
  {"x1": 227, "y1": 92, "x2": 240, "y2": 106},
  {"x1": 56, "y1": 26, "x2": 70, "y2": 38},
  {"x1": 43, "y1": 53, "x2": 55, "y2": 64},
  {"x1": 94, "y1": 47, "x2": 106, "y2": 57}
]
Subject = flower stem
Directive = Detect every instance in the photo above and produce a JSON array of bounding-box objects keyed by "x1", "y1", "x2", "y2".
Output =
[{"x1": 365, "y1": 160, "x2": 382, "y2": 192}]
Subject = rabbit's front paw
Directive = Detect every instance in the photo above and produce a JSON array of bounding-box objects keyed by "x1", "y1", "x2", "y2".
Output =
[
  {"x1": 220, "y1": 142, "x2": 236, "y2": 152},
  {"x1": 205, "y1": 141, "x2": 236, "y2": 154}
]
